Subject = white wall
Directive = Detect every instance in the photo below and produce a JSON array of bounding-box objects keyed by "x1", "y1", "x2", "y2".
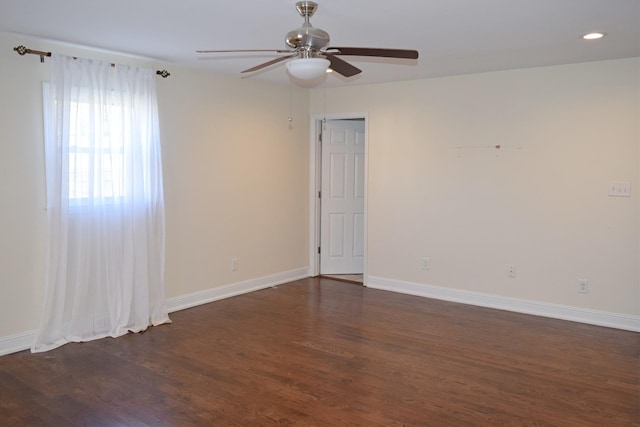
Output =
[
  {"x1": 0, "y1": 32, "x2": 310, "y2": 348},
  {"x1": 311, "y1": 59, "x2": 639, "y2": 320}
]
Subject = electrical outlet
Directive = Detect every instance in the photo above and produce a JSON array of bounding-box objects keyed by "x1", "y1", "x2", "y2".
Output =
[
  {"x1": 608, "y1": 181, "x2": 631, "y2": 197},
  {"x1": 577, "y1": 279, "x2": 589, "y2": 294},
  {"x1": 421, "y1": 257, "x2": 430, "y2": 270},
  {"x1": 507, "y1": 265, "x2": 516, "y2": 278},
  {"x1": 231, "y1": 258, "x2": 239, "y2": 271}
]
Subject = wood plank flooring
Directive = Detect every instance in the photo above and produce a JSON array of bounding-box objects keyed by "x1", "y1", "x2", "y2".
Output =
[
  {"x1": 321, "y1": 274, "x2": 363, "y2": 284},
  {"x1": 1, "y1": 277, "x2": 638, "y2": 426}
]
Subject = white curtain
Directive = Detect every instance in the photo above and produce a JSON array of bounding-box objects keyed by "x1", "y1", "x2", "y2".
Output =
[{"x1": 32, "y1": 54, "x2": 170, "y2": 353}]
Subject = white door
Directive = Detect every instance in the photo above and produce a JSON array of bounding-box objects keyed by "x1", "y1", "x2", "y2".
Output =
[{"x1": 320, "y1": 119, "x2": 365, "y2": 274}]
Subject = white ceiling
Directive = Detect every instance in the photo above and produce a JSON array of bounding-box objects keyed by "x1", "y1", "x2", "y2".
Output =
[{"x1": 1, "y1": 0, "x2": 638, "y2": 87}]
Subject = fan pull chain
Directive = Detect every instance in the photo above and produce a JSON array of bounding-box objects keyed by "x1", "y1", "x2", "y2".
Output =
[
  {"x1": 288, "y1": 80, "x2": 294, "y2": 128},
  {"x1": 322, "y1": 79, "x2": 327, "y2": 127}
]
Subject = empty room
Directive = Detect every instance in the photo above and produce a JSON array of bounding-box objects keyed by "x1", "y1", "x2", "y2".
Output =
[{"x1": 0, "y1": 0, "x2": 638, "y2": 425}]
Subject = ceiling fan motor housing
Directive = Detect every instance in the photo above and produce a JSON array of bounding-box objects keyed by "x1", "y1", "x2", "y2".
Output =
[{"x1": 285, "y1": 25, "x2": 330, "y2": 53}]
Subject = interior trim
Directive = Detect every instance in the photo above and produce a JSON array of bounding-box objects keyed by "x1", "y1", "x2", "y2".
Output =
[
  {"x1": 0, "y1": 268, "x2": 310, "y2": 356},
  {"x1": 367, "y1": 276, "x2": 640, "y2": 332},
  {"x1": 166, "y1": 267, "x2": 309, "y2": 313}
]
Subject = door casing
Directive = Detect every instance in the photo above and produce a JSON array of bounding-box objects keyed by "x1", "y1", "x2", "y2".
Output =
[{"x1": 308, "y1": 112, "x2": 368, "y2": 283}]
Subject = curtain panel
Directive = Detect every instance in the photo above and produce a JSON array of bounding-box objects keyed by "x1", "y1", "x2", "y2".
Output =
[{"x1": 33, "y1": 54, "x2": 170, "y2": 352}]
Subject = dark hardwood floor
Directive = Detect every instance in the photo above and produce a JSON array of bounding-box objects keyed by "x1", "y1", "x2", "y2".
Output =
[{"x1": 1, "y1": 277, "x2": 638, "y2": 426}]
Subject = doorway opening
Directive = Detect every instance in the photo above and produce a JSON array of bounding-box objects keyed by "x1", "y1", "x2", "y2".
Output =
[{"x1": 309, "y1": 114, "x2": 368, "y2": 285}]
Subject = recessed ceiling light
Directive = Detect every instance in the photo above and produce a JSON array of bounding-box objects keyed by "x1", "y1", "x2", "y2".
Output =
[{"x1": 582, "y1": 32, "x2": 606, "y2": 40}]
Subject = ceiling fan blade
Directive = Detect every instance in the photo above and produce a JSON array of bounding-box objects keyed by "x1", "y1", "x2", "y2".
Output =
[
  {"x1": 325, "y1": 53, "x2": 362, "y2": 77},
  {"x1": 241, "y1": 54, "x2": 296, "y2": 73},
  {"x1": 327, "y1": 47, "x2": 419, "y2": 60},
  {"x1": 197, "y1": 49, "x2": 291, "y2": 54}
]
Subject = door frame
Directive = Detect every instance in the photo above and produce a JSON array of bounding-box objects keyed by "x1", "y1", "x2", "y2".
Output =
[{"x1": 308, "y1": 112, "x2": 369, "y2": 283}]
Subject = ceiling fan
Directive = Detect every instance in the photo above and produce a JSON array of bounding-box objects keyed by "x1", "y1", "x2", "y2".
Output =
[{"x1": 197, "y1": 1, "x2": 419, "y2": 82}]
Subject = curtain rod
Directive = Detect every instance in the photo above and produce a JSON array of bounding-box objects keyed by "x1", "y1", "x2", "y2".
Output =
[{"x1": 13, "y1": 45, "x2": 171, "y2": 78}]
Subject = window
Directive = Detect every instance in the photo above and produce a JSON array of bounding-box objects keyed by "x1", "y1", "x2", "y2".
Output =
[
  {"x1": 44, "y1": 83, "x2": 131, "y2": 206},
  {"x1": 67, "y1": 98, "x2": 125, "y2": 203}
]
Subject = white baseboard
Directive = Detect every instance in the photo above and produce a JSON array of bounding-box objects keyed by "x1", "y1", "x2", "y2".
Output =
[
  {"x1": 166, "y1": 267, "x2": 310, "y2": 313},
  {"x1": 0, "y1": 268, "x2": 310, "y2": 357},
  {"x1": 4, "y1": 272, "x2": 634, "y2": 356},
  {"x1": 0, "y1": 330, "x2": 36, "y2": 356},
  {"x1": 367, "y1": 276, "x2": 640, "y2": 332}
]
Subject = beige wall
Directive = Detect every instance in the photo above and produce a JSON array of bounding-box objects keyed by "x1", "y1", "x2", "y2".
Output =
[
  {"x1": 0, "y1": 32, "x2": 310, "y2": 339},
  {"x1": 158, "y1": 63, "x2": 309, "y2": 299},
  {"x1": 1, "y1": 27, "x2": 638, "y2": 346},
  {"x1": 311, "y1": 58, "x2": 639, "y2": 317},
  {"x1": 0, "y1": 35, "x2": 48, "y2": 339}
]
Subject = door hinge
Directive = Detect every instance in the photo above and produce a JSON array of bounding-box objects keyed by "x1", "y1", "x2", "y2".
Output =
[
  {"x1": 318, "y1": 191, "x2": 321, "y2": 199},
  {"x1": 318, "y1": 247, "x2": 321, "y2": 254}
]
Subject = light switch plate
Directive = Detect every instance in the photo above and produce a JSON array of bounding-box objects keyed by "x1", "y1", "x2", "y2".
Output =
[{"x1": 608, "y1": 181, "x2": 631, "y2": 197}]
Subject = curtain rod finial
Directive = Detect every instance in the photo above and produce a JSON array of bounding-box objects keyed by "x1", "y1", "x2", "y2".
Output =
[
  {"x1": 156, "y1": 70, "x2": 170, "y2": 78},
  {"x1": 14, "y1": 45, "x2": 28, "y2": 56}
]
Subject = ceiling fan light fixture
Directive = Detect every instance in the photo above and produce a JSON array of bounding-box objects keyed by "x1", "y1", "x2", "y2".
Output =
[{"x1": 286, "y1": 57, "x2": 330, "y2": 80}]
